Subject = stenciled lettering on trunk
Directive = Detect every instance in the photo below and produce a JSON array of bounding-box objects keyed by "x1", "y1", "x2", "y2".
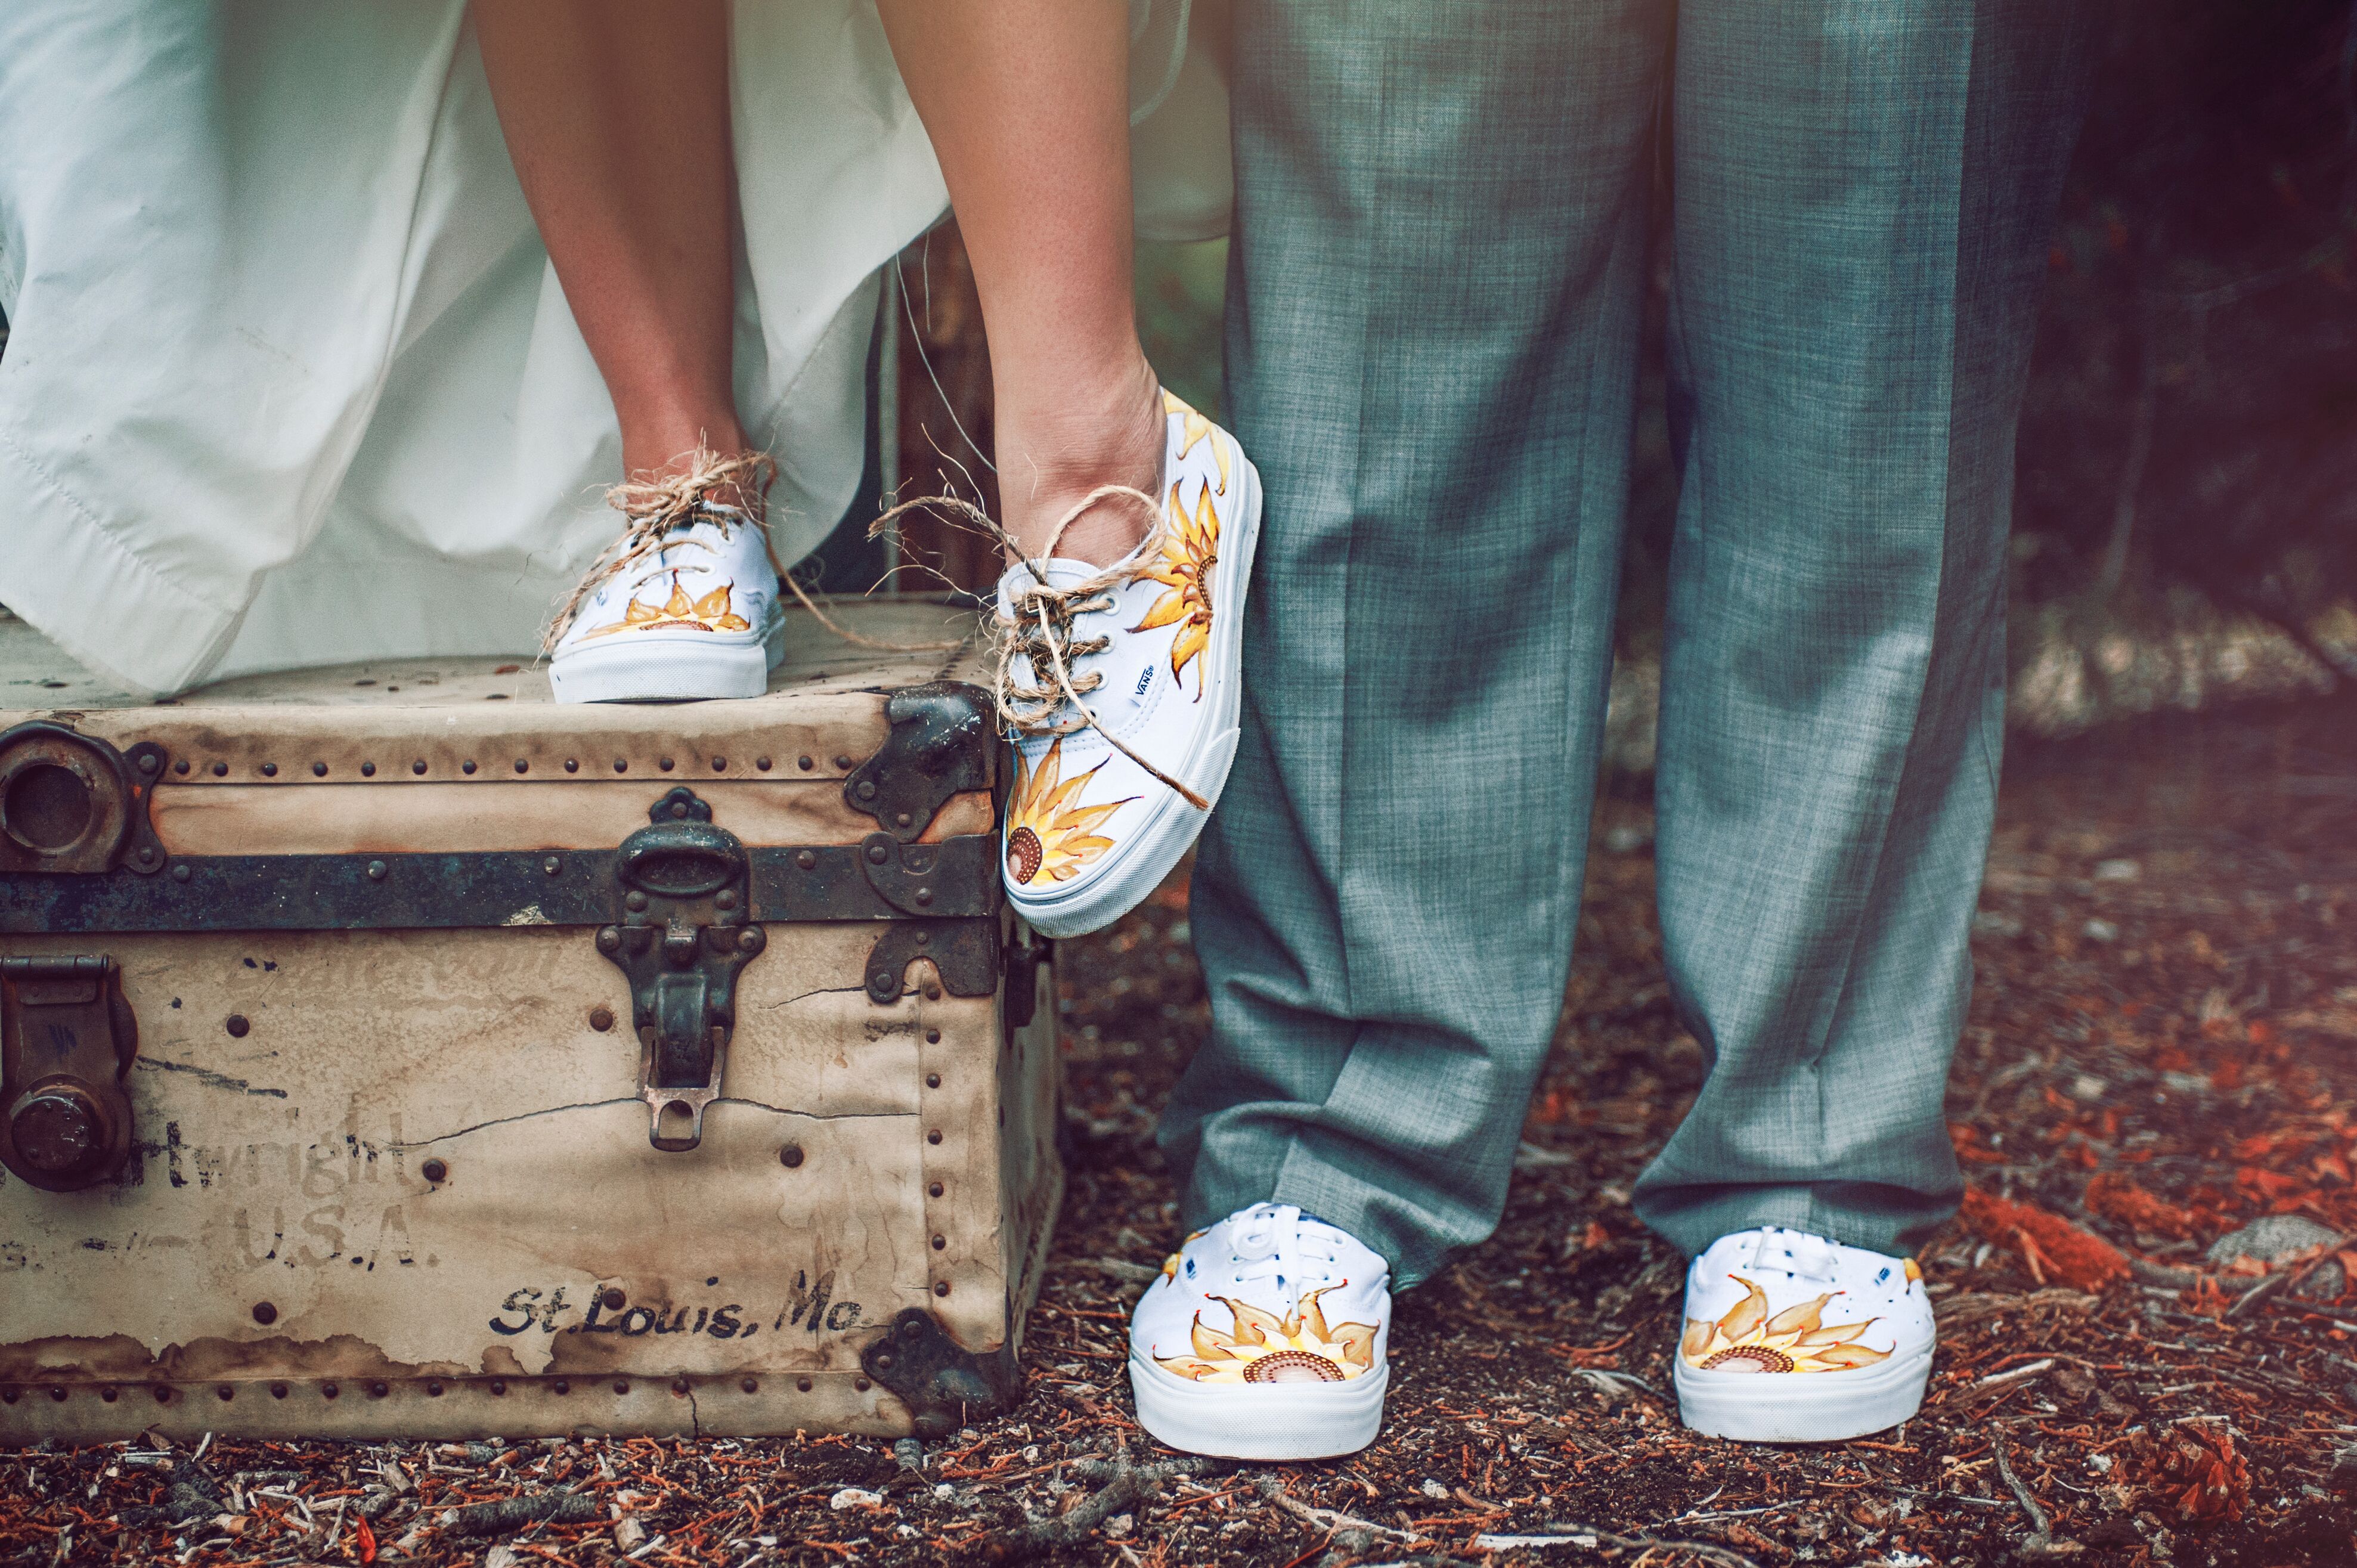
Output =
[{"x1": 484, "y1": 1272, "x2": 862, "y2": 1338}]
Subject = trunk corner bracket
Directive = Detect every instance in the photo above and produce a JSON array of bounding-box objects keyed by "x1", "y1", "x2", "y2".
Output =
[
  {"x1": 860, "y1": 1307, "x2": 1020, "y2": 1438},
  {"x1": 844, "y1": 684, "x2": 994, "y2": 841},
  {"x1": 596, "y1": 788, "x2": 764, "y2": 1152}
]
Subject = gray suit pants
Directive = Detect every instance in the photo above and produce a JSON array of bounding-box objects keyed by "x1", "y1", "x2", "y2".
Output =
[{"x1": 1163, "y1": 0, "x2": 2098, "y2": 1288}]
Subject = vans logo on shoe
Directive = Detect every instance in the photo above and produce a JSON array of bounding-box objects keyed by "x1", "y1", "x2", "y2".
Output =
[{"x1": 1134, "y1": 668, "x2": 1154, "y2": 696}]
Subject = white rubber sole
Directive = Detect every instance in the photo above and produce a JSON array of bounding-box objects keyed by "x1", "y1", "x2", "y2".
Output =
[
  {"x1": 1129, "y1": 1353, "x2": 1387, "y2": 1461},
  {"x1": 549, "y1": 618, "x2": 782, "y2": 704},
  {"x1": 1673, "y1": 1339, "x2": 1934, "y2": 1443},
  {"x1": 1008, "y1": 454, "x2": 1263, "y2": 940}
]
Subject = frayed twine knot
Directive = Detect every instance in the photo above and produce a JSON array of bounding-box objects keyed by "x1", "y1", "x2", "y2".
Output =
[
  {"x1": 869, "y1": 484, "x2": 1209, "y2": 810},
  {"x1": 543, "y1": 447, "x2": 779, "y2": 653}
]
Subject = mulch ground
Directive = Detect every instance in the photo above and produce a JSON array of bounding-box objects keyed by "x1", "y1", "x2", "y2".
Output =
[{"x1": 7, "y1": 690, "x2": 2356, "y2": 1566}]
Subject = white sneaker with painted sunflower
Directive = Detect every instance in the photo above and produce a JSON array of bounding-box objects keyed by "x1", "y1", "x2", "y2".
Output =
[
  {"x1": 1673, "y1": 1226, "x2": 1937, "y2": 1443},
  {"x1": 995, "y1": 391, "x2": 1260, "y2": 937},
  {"x1": 547, "y1": 454, "x2": 783, "y2": 704},
  {"x1": 1128, "y1": 1203, "x2": 1391, "y2": 1460}
]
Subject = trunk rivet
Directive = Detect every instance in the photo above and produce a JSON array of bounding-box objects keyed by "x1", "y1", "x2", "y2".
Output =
[
  {"x1": 613, "y1": 1379, "x2": 630, "y2": 1395},
  {"x1": 211, "y1": 762, "x2": 228, "y2": 777},
  {"x1": 590, "y1": 1006, "x2": 615, "y2": 1032},
  {"x1": 421, "y1": 1158, "x2": 448, "y2": 1183},
  {"x1": 215, "y1": 1386, "x2": 233, "y2": 1402},
  {"x1": 738, "y1": 928, "x2": 761, "y2": 952},
  {"x1": 780, "y1": 1145, "x2": 804, "y2": 1168},
  {"x1": 854, "y1": 1377, "x2": 872, "y2": 1392},
  {"x1": 741, "y1": 1377, "x2": 758, "y2": 1393},
  {"x1": 711, "y1": 757, "x2": 727, "y2": 771},
  {"x1": 270, "y1": 1383, "x2": 287, "y2": 1399},
  {"x1": 515, "y1": 758, "x2": 530, "y2": 774},
  {"x1": 867, "y1": 842, "x2": 888, "y2": 863},
  {"x1": 671, "y1": 1378, "x2": 690, "y2": 1396},
  {"x1": 602, "y1": 1288, "x2": 626, "y2": 1310},
  {"x1": 361, "y1": 761, "x2": 376, "y2": 776},
  {"x1": 934, "y1": 1281, "x2": 950, "y2": 1297},
  {"x1": 101, "y1": 1387, "x2": 118, "y2": 1402},
  {"x1": 715, "y1": 889, "x2": 736, "y2": 909},
  {"x1": 614, "y1": 758, "x2": 628, "y2": 772},
  {"x1": 834, "y1": 754, "x2": 854, "y2": 770},
  {"x1": 174, "y1": 759, "x2": 190, "y2": 775},
  {"x1": 172, "y1": 863, "x2": 191, "y2": 882},
  {"x1": 251, "y1": 1301, "x2": 277, "y2": 1325},
  {"x1": 411, "y1": 760, "x2": 427, "y2": 775},
  {"x1": 544, "y1": 855, "x2": 562, "y2": 875},
  {"x1": 564, "y1": 758, "x2": 579, "y2": 773},
  {"x1": 856, "y1": 780, "x2": 877, "y2": 801},
  {"x1": 932, "y1": 1234, "x2": 946, "y2": 1250},
  {"x1": 366, "y1": 860, "x2": 387, "y2": 881},
  {"x1": 490, "y1": 1379, "x2": 507, "y2": 1395},
  {"x1": 659, "y1": 757, "x2": 676, "y2": 772},
  {"x1": 928, "y1": 1182, "x2": 944, "y2": 1198},
  {"x1": 369, "y1": 1381, "x2": 388, "y2": 1397},
  {"x1": 796, "y1": 850, "x2": 817, "y2": 870},
  {"x1": 926, "y1": 1070, "x2": 940, "y2": 1084},
  {"x1": 625, "y1": 891, "x2": 648, "y2": 911},
  {"x1": 322, "y1": 1382, "x2": 339, "y2": 1398},
  {"x1": 311, "y1": 762, "x2": 327, "y2": 777},
  {"x1": 153, "y1": 1386, "x2": 171, "y2": 1403},
  {"x1": 597, "y1": 928, "x2": 621, "y2": 954},
  {"x1": 797, "y1": 1377, "x2": 813, "y2": 1392},
  {"x1": 261, "y1": 763, "x2": 277, "y2": 777},
  {"x1": 927, "y1": 1130, "x2": 942, "y2": 1145},
  {"x1": 426, "y1": 1381, "x2": 444, "y2": 1396},
  {"x1": 915, "y1": 887, "x2": 933, "y2": 906},
  {"x1": 552, "y1": 1379, "x2": 571, "y2": 1395},
  {"x1": 462, "y1": 760, "x2": 478, "y2": 775},
  {"x1": 798, "y1": 755, "x2": 814, "y2": 771},
  {"x1": 225, "y1": 1014, "x2": 250, "y2": 1037},
  {"x1": 756, "y1": 757, "x2": 773, "y2": 771}
]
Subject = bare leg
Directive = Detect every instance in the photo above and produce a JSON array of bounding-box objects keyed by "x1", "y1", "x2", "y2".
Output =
[
  {"x1": 876, "y1": 0, "x2": 1164, "y2": 567},
  {"x1": 473, "y1": 0, "x2": 752, "y2": 499}
]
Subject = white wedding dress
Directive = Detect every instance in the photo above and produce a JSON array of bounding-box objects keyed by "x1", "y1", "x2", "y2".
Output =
[{"x1": 0, "y1": 0, "x2": 1226, "y2": 696}]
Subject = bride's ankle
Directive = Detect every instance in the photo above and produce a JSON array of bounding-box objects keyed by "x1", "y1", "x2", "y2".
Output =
[{"x1": 994, "y1": 368, "x2": 1165, "y2": 567}]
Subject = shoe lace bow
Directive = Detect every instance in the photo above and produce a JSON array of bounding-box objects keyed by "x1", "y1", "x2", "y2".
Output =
[
  {"x1": 1225, "y1": 1204, "x2": 1345, "y2": 1295},
  {"x1": 874, "y1": 479, "x2": 1207, "y2": 808},
  {"x1": 544, "y1": 448, "x2": 778, "y2": 652}
]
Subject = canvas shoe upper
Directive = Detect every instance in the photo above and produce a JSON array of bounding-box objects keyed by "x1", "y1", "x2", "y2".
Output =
[
  {"x1": 1127, "y1": 1203, "x2": 1392, "y2": 1460},
  {"x1": 548, "y1": 473, "x2": 785, "y2": 704},
  {"x1": 1672, "y1": 1226, "x2": 1937, "y2": 1443},
  {"x1": 994, "y1": 391, "x2": 1260, "y2": 937}
]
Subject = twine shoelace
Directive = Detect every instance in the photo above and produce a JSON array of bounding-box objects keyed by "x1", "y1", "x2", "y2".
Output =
[
  {"x1": 550, "y1": 448, "x2": 1197, "y2": 808},
  {"x1": 869, "y1": 484, "x2": 1210, "y2": 810},
  {"x1": 549, "y1": 447, "x2": 968, "y2": 657},
  {"x1": 543, "y1": 448, "x2": 781, "y2": 653}
]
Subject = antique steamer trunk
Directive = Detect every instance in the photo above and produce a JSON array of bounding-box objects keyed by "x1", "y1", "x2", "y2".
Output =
[{"x1": 0, "y1": 601, "x2": 1060, "y2": 1441}]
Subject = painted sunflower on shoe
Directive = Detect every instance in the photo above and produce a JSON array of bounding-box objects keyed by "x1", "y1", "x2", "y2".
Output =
[
  {"x1": 1154, "y1": 1288, "x2": 1378, "y2": 1386},
  {"x1": 1003, "y1": 738, "x2": 1137, "y2": 887},
  {"x1": 580, "y1": 571, "x2": 751, "y2": 639},
  {"x1": 1129, "y1": 478, "x2": 1221, "y2": 696},
  {"x1": 1679, "y1": 1276, "x2": 1893, "y2": 1374}
]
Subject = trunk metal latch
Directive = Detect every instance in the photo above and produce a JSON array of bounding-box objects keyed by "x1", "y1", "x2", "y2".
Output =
[
  {"x1": 597, "y1": 788, "x2": 764, "y2": 1152},
  {"x1": 0, "y1": 955, "x2": 140, "y2": 1190}
]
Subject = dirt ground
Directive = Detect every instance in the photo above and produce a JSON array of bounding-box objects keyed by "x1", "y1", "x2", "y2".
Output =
[{"x1": 6, "y1": 689, "x2": 2356, "y2": 1566}]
